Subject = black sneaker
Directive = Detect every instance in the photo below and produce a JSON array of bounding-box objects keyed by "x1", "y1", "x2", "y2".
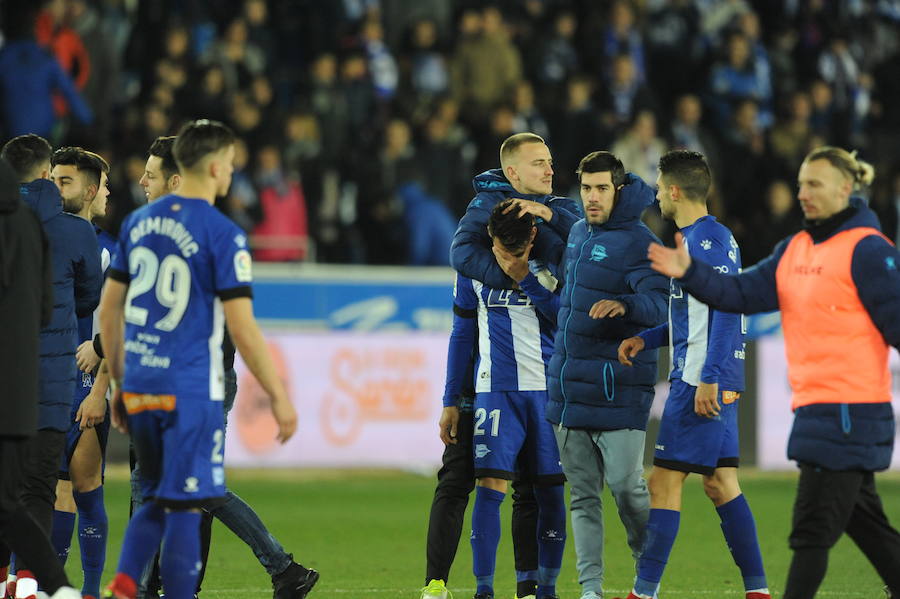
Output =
[{"x1": 272, "y1": 562, "x2": 319, "y2": 599}]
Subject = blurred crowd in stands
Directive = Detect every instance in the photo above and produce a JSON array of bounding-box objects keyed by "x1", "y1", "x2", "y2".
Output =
[{"x1": 2, "y1": 0, "x2": 900, "y2": 267}]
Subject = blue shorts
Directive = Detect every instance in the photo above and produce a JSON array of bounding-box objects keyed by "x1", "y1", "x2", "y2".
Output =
[
  {"x1": 654, "y1": 379, "x2": 739, "y2": 475},
  {"x1": 58, "y1": 392, "x2": 110, "y2": 480},
  {"x1": 472, "y1": 390, "x2": 565, "y2": 485},
  {"x1": 127, "y1": 393, "x2": 227, "y2": 509}
]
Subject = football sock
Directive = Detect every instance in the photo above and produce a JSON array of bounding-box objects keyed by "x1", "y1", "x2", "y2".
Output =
[
  {"x1": 74, "y1": 487, "x2": 107, "y2": 598},
  {"x1": 534, "y1": 485, "x2": 565, "y2": 597},
  {"x1": 159, "y1": 511, "x2": 201, "y2": 599},
  {"x1": 117, "y1": 502, "x2": 164, "y2": 583},
  {"x1": 717, "y1": 494, "x2": 768, "y2": 592},
  {"x1": 471, "y1": 486, "x2": 504, "y2": 595},
  {"x1": 50, "y1": 511, "x2": 75, "y2": 565},
  {"x1": 634, "y1": 508, "x2": 680, "y2": 598},
  {"x1": 13, "y1": 571, "x2": 35, "y2": 599}
]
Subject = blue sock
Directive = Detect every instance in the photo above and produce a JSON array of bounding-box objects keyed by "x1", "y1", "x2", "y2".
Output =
[
  {"x1": 634, "y1": 508, "x2": 680, "y2": 598},
  {"x1": 160, "y1": 511, "x2": 201, "y2": 599},
  {"x1": 471, "y1": 486, "x2": 505, "y2": 595},
  {"x1": 50, "y1": 510, "x2": 76, "y2": 565},
  {"x1": 534, "y1": 485, "x2": 566, "y2": 597},
  {"x1": 717, "y1": 494, "x2": 767, "y2": 591},
  {"x1": 117, "y1": 502, "x2": 165, "y2": 583},
  {"x1": 74, "y1": 487, "x2": 108, "y2": 597}
]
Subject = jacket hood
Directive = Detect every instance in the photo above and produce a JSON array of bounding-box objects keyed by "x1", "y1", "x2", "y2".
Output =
[
  {"x1": 604, "y1": 173, "x2": 655, "y2": 230},
  {"x1": 19, "y1": 178, "x2": 62, "y2": 223},
  {"x1": 472, "y1": 169, "x2": 516, "y2": 194}
]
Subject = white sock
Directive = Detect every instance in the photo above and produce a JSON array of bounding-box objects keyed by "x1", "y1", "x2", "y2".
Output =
[
  {"x1": 14, "y1": 576, "x2": 36, "y2": 599},
  {"x1": 49, "y1": 587, "x2": 81, "y2": 599}
]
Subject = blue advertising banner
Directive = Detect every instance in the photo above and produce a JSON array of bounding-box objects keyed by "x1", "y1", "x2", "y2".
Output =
[{"x1": 253, "y1": 264, "x2": 782, "y2": 337}]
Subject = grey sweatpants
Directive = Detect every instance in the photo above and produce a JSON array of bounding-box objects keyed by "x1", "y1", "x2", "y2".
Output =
[{"x1": 554, "y1": 426, "x2": 649, "y2": 596}]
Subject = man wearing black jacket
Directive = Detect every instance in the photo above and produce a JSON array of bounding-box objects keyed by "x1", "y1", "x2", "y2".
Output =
[{"x1": 0, "y1": 158, "x2": 81, "y2": 599}]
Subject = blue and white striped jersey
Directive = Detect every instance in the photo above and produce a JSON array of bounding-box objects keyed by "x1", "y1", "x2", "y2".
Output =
[
  {"x1": 642, "y1": 215, "x2": 745, "y2": 391},
  {"x1": 108, "y1": 195, "x2": 253, "y2": 401},
  {"x1": 453, "y1": 272, "x2": 556, "y2": 393}
]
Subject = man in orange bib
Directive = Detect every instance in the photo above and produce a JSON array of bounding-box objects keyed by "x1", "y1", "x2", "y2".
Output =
[{"x1": 647, "y1": 146, "x2": 900, "y2": 599}]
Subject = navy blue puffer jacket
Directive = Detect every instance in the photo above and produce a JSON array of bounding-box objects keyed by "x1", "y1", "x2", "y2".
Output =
[
  {"x1": 546, "y1": 174, "x2": 669, "y2": 431},
  {"x1": 21, "y1": 179, "x2": 101, "y2": 431}
]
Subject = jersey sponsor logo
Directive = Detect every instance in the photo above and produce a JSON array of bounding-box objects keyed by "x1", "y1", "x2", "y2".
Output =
[
  {"x1": 122, "y1": 392, "x2": 176, "y2": 415},
  {"x1": 474, "y1": 443, "x2": 491, "y2": 459},
  {"x1": 590, "y1": 244, "x2": 607, "y2": 262},
  {"x1": 486, "y1": 288, "x2": 533, "y2": 308},
  {"x1": 234, "y1": 249, "x2": 253, "y2": 283},
  {"x1": 81, "y1": 371, "x2": 93, "y2": 389},
  {"x1": 700, "y1": 239, "x2": 712, "y2": 250},
  {"x1": 728, "y1": 249, "x2": 737, "y2": 263},
  {"x1": 183, "y1": 476, "x2": 199, "y2": 493}
]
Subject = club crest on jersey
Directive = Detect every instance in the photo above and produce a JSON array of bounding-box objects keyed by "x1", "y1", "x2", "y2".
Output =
[
  {"x1": 589, "y1": 244, "x2": 607, "y2": 262},
  {"x1": 234, "y1": 249, "x2": 253, "y2": 282}
]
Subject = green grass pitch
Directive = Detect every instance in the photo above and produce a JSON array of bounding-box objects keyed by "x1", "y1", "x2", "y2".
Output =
[{"x1": 66, "y1": 467, "x2": 899, "y2": 598}]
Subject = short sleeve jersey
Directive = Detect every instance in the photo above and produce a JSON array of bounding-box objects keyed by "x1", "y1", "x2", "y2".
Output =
[
  {"x1": 669, "y1": 215, "x2": 745, "y2": 390},
  {"x1": 108, "y1": 195, "x2": 252, "y2": 401}
]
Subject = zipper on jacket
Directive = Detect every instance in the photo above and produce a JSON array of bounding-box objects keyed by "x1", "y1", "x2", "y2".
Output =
[
  {"x1": 603, "y1": 362, "x2": 615, "y2": 402},
  {"x1": 840, "y1": 403, "x2": 852, "y2": 435},
  {"x1": 559, "y1": 226, "x2": 593, "y2": 425}
]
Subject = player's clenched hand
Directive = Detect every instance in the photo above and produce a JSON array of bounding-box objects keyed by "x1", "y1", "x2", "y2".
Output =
[
  {"x1": 648, "y1": 232, "x2": 692, "y2": 278},
  {"x1": 503, "y1": 198, "x2": 552, "y2": 222},
  {"x1": 590, "y1": 299, "x2": 626, "y2": 319},
  {"x1": 618, "y1": 336, "x2": 645, "y2": 367},
  {"x1": 76, "y1": 388, "x2": 107, "y2": 431},
  {"x1": 694, "y1": 381, "x2": 720, "y2": 418},
  {"x1": 76, "y1": 340, "x2": 101, "y2": 373},
  {"x1": 271, "y1": 395, "x2": 298, "y2": 443},
  {"x1": 110, "y1": 384, "x2": 128, "y2": 434},
  {"x1": 439, "y1": 406, "x2": 460, "y2": 445}
]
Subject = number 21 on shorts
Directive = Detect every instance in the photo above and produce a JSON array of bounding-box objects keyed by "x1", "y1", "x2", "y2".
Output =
[{"x1": 474, "y1": 408, "x2": 500, "y2": 436}]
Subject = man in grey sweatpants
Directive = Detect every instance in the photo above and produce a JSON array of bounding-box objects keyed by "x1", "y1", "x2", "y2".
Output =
[{"x1": 545, "y1": 152, "x2": 669, "y2": 599}]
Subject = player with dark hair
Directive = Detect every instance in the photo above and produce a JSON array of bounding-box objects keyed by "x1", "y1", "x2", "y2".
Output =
[
  {"x1": 130, "y1": 134, "x2": 318, "y2": 599},
  {"x1": 649, "y1": 145, "x2": 900, "y2": 599},
  {"x1": 424, "y1": 133, "x2": 580, "y2": 599},
  {"x1": 42, "y1": 146, "x2": 116, "y2": 599},
  {"x1": 138, "y1": 137, "x2": 179, "y2": 204},
  {"x1": 446, "y1": 200, "x2": 566, "y2": 599},
  {"x1": 100, "y1": 119, "x2": 308, "y2": 599},
  {"x1": 616, "y1": 150, "x2": 769, "y2": 599},
  {"x1": 0, "y1": 134, "x2": 102, "y2": 599}
]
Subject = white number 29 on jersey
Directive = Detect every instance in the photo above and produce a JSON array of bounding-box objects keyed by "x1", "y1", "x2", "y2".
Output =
[{"x1": 124, "y1": 246, "x2": 191, "y2": 331}]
